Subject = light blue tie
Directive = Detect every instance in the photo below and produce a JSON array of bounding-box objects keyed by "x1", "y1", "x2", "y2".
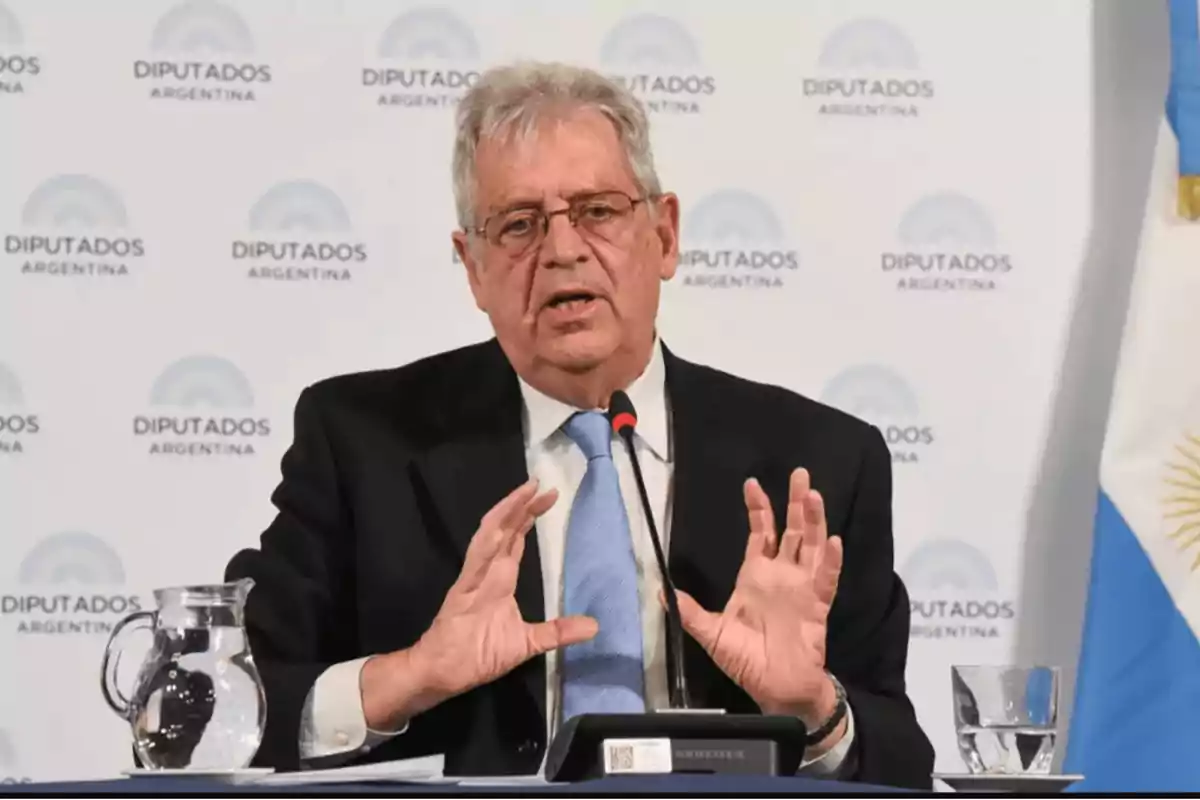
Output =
[{"x1": 560, "y1": 411, "x2": 646, "y2": 722}]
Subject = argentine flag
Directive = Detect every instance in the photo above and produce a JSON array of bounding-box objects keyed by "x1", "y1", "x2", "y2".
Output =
[{"x1": 1066, "y1": 0, "x2": 1200, "y2": 791}]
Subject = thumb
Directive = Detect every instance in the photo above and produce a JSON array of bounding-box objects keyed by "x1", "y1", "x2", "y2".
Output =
[
  {"x1": 672, "y1": 589, "x2": 722, "y2": 653},
  {"x1": 525, "y1": 615, "x2": 598, "y2": 655}
]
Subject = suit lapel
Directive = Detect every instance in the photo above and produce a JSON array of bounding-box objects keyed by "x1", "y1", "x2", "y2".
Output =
[
  {"x1": 416, "y1": 340, "x2": 548, "y2": 737},
  {"x1": 663, "y1": 345, "x2": 769, "y2": 708}
]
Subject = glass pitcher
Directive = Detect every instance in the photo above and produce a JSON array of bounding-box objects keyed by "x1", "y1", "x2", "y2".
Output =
[{"x1": 100, "y1": 578, "x2": 266, "y2": 770}]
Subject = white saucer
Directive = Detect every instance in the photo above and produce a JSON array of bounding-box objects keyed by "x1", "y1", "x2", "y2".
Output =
[
  {"x1": 934, "y1": 773, "x2": 1084, "y2": 793},
  {"x1": 121, "y1": 767, "x2": 274, "y2": 784}
]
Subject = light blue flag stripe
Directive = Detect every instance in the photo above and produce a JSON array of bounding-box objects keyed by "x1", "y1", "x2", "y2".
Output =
[
  {"x1": 1169, "y1": 0, "x2": 1200, "y2": 172},
  {"x1": 1065, "y1": 493, "x2": 1200, "y2": 791}
]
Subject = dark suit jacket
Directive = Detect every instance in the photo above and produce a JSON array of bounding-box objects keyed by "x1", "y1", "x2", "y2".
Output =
[{"x1": 224, "y1": 338, "x2": 934, "y2": 789}]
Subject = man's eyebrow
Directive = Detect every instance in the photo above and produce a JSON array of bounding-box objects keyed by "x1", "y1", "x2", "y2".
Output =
[
  {"x1": 489, "y1": 189, "x2": 626, "y2": 212},
  {"x1": 489, "y1": 197, "x2": 543, "y2": 212}
]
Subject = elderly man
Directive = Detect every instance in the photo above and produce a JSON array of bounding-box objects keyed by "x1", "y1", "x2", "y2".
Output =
[{"x1": 225, "y1": 61, "x2": 933, "y2": 789}]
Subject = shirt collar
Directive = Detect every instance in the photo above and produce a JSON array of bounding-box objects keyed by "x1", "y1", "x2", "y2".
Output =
[{"x1": 518, "y1": 338, "x2": 670, "y2": 462}]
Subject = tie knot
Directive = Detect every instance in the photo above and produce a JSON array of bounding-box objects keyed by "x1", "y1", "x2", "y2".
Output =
[{"x1": 563, "y1": 411, "x2": 613, "y2": 461}]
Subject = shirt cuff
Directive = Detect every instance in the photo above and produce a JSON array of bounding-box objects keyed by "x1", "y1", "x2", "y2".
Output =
[
  {"x1": 298, "y1": 656, "x2": 409, "y2": 761},
  {"x1": 797, "y1": 702, "x2": 855, "y2": 777}
]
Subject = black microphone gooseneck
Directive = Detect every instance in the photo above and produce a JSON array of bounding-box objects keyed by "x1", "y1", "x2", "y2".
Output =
[{"x1": 606, "y1": 390, "x2": 691, "y2": 710}]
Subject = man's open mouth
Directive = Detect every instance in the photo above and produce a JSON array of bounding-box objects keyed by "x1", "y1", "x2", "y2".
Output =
[{"x1": 546, "y1": 290, "x2": 598, "y2": 310}]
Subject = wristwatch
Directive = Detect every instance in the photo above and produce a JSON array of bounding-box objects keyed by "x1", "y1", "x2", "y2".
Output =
[{"x1": 805, "y1": 671, "x2": 848, "y2": 746}]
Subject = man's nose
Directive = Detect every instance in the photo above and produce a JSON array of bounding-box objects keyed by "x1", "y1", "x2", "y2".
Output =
[{"x1": 538, "y1": 211, "x2": 589, "y2": 268}]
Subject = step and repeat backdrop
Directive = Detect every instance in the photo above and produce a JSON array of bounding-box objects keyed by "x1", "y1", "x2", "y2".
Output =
[{"x1": 0, "y1": 0, "x2": 1092, "y2": 781}]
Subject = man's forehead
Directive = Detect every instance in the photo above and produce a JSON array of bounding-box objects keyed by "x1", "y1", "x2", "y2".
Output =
[
  {"x1": 473, "y1": 113, "x2": 638, "y2": 208},
  {"x1": 472, "y1": 126, "x2": 638, "y2": 211},
  {"x1": 477, "y1": 113, "x2": 620, "y2": 168}
]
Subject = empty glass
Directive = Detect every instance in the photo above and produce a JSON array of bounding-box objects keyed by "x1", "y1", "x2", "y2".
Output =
[
  {"x1": 951, "y1": 665, "x2": 1058, "y2": 775},
  {"x1": 101, "y1": 579, "x2": 266, "y2": 770}
]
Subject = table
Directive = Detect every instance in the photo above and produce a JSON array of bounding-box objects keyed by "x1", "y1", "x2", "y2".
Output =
[{"x1": 1, "y1": 774, "x2": 903, "y2": 795}]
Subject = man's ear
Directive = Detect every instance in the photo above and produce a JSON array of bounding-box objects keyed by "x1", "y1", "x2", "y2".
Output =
[
  {"x1": 653, "y1": 192, "x2": 680, "y2": 281},
  {"x1": 452, "y1": 231, "x2": 488, "y2": 312}
]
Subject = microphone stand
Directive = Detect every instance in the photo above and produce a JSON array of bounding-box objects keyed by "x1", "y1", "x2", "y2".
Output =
[{"x1": 615, "y1": 426, "x2": 691, "y2": 710}]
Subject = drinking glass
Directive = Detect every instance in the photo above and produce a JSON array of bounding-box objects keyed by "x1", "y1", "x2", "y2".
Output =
[{"x1": 951, "y1": 665, "x2": 1058, "y2": 775}]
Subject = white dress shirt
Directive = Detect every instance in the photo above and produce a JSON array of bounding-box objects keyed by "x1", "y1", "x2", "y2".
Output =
[{"x1": 296, "y1": 341, "x2": 855, "y2": 774}]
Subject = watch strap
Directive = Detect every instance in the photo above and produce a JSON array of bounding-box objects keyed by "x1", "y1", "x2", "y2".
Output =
[{"x1": 805, "y1": 672, "x2": 848, "y2": 746}]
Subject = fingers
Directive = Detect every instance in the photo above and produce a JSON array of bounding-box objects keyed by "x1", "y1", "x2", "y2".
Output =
[
  {"x1": 505, "y1": 487, "x2": 558, "y2": 556},
  {"x1": 778, "y1": 468, "x2": 810, "y2": 562},
  {"x1": 461, "y1": 479, "x2": 556, "y2": 587},
  {"x1": 478, "y1": 477, "x2": 538, "y2": 533},
  {"x1": 525, "y1": 615, "x2": 599, "y2": 655},
  {"x1": 814, "y1": 535, "x2": 844, "y2": 602},
  {"x1": 776, "y1": 468, "x2": 830, "y2": 574},
  {"x1": 798, "y1": 487, "x2": 829, "y2": 571},
  {"x1": 743, "y1": 478, "x2": 777, "y2": 559},
  {"x1": 675, "y1": 589, "x2": 722, "y2": 653}
]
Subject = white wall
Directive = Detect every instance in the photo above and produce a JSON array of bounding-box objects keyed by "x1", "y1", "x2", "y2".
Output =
[{"x1": 0, "y1": 0, "x2": 1166, "y2": 783}]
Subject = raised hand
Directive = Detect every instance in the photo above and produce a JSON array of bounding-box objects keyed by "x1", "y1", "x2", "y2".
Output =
[
  {"x1": 362, "y1": 478, "x2": 598, "y2": 729},
  {"x1": 674, "y1": 468, "x2": 845, "y2": 742}
]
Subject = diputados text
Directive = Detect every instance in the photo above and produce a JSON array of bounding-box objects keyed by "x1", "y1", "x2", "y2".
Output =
[
  {"x1": 363, "y1": 69, "x2": 478, "y2": 88},
  {"x1": 0, "y1": 415, "x2": 38, "y2": 435},
  {"x1": 0, "y1": 56, "x2": 40, "y2": 75},
  {"x1": 680, "y1": 249, "x2": 799, "y2": 270},
  {"x1": 614, "y1": 74, "x2": 715, "y2": 95},
  {"x1": 2, "y1": 594, "x2": 145, "y2": 635},
  {"x1": 133, "y1": 416, "x2": 271, "y2": 437},
  {"x1": 911, "y1": 599, "x2": 1015, "y2": 620},
  {"x1": 883, "y1": 425, "x2": 934, "y2": 445},
  {"x1": 1, "y1": 595, "x2": 143, "y2": 615},
  {"x1": 133, "y1": 61, "x2": 272, "y2": 82},
  {"x1": 804, "y1": 78, "x2": 934, "y2": 99},
  {"x1": 232, "y1": 241, "x2": 367, "y2": 263},
  {"x1": 6, "y1": 235, "x2": 145, "y2": 258},
  {"x1": 882, "y1": 254, "x2": 1013, "y2": 273}
]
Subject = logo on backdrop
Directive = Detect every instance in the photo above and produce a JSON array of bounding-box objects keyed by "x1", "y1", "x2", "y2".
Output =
[
  {"x1": 0, "y1": 2, "x2": 42, "y2": 97},
  {"x1": 0, "y1": 363, "x2": 39, "y2": 456},
  {"x1": 364, "y1": 8, "x2": 479, "y2": 110},
  {"x1": 233, "y1": 180, "x2": 368, "y2": 282},
  {"x1": 599, "y1": 14, "x2": 715, "y2": 115},
  {"x1": 1, "y1": 532, "x2": 144, "y2": 636},
  {"x1": 883, "y1": 192, "x2": 1012, "y2": 291},
  {"x1": 5, "y1": 175, "x2": 146, "y2": 279},
  {"x1": 135, "y1": 0, "x2": 271, "y2": 104},
  {"x1": 133, "y1": 356, "x2": 271, "y2": 457},
  {"x1": 678, "y1": 190, "x2": 799, "y2": 290},
  {"x1": 820, "y1": 365, "x2": 933, "y2": 464},
  {"x1": 803, "y1": 18, "x2": 934, "y2": 119},
  {"x1": 0, "y1": 729, "x2": 30, "y2": 785},
  {"x1": 902, "y1": 539, "x2": 1015, "y2": 639}
]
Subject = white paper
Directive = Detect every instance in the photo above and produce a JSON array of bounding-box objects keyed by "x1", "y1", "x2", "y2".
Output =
[
  {"x1": 250, "y1": 753, "x2": 447, "y2": 785},
  {"x1": 454, "y1": 774, "x2": 554, "y2": 786}
]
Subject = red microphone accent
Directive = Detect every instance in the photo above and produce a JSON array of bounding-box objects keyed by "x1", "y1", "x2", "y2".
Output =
[{"x1": 611, "y1": 411, "x2": 637, "y2": 435}]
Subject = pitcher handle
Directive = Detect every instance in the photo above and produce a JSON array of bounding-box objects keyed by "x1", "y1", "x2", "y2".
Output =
[{"x1": 100, "y1": 610, "x2": 155, "y2": 717}]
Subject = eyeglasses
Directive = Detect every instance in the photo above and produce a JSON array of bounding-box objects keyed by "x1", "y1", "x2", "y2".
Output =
[{"x1": 467, "y1": 190, "x2": 651, "y2": 258}]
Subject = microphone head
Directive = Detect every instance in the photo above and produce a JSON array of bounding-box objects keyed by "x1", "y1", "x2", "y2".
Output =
[{"x1": 607, "y1": 390, "x2": 637, "y2": 437}]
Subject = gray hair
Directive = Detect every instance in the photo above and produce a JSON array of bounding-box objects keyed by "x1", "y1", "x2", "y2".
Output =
[{"x1": 451, "y1": 61, "x2": 662, "y2": 230}]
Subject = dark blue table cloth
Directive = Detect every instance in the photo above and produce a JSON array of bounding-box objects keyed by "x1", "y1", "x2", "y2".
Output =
[{"x1": 1, "y1": 774, "x2": 905, "y2": 795}]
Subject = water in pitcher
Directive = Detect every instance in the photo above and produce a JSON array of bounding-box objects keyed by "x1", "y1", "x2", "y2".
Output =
[
  {"x1": 956, "y1": 724, "x2": 1056, "y2": 775},
  {"x1": 129, "y1": 646, "x2": 264, "y2": 769}
]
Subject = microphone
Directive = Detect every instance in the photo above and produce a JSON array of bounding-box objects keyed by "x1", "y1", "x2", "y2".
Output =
[{"x1": 606, "y1": 390, "x2": 691, "y2": 710}]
